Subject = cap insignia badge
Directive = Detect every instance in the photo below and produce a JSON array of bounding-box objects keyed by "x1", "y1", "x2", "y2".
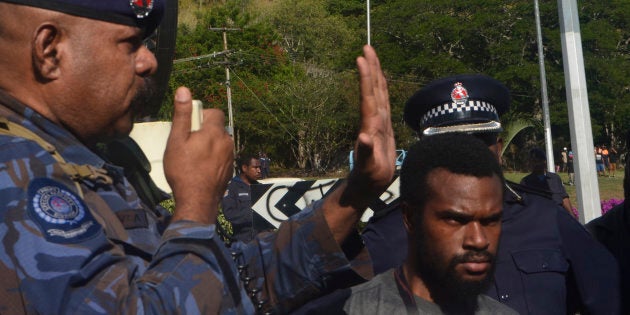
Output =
[
  {"x1": 130, "y1": 0, "x2": 154, "y2": 18},
  {"x1": 451, "y1": 82, "x2": 469, "y2": 105}
]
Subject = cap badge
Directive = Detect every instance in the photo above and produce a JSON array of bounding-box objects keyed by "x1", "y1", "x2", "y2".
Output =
[
  {"x1": 130, "y1": 0, "x2": 154, "y2": 18},
  {"x1": 451, "y1": 82, "x2": 469, "y2": 105}
]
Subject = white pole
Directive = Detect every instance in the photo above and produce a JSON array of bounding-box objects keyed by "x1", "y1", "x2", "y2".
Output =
[{"x1": 557, "y1": 0, "x2": 601, "y2": 223}]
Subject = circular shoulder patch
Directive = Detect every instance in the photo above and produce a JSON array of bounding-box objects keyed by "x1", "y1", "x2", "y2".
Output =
[{"x1": 28, "y1": 178, "x2": 101, "y2": 244}]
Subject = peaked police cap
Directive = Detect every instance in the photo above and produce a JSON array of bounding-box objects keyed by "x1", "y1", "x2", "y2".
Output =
[{"x1": 404, "y1": 74, "x2": 510, "y2": 136}]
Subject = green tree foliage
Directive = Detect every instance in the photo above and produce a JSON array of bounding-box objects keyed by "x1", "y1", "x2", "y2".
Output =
[{"x1": 163, "y1": 0, "x2": 630, "y2": 173}]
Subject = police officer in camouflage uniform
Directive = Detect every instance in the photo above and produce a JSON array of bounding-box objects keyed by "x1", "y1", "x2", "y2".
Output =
[
  {"x1": 0, "y1": 0, "x2": 396, "y2": 313},
  {"x1": 362, "y1": 74, "x2": 620, "y2": 314}
]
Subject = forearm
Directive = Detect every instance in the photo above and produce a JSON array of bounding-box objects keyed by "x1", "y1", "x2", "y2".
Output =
[
  {"x1": 321, "y1": 179, "x2": 378, "y2": 244},
  {"x1": 234, "y1": 202, "x2": 372, "y2": 314}
]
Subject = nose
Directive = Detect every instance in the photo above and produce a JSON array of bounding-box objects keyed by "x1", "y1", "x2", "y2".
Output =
[
  {"x1": 463, "y1": 222, "x2": 490, "y2": 251},
  {"x1": 136, "y1": 46, "x2": 158, "y2": 77}
]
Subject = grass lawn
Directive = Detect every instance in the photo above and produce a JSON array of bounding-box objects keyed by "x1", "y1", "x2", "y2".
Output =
[{"x1": 504, "y1": 171, "x2": 625, "y2": 214}]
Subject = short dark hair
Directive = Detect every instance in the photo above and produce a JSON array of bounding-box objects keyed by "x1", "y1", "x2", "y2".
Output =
[
  {"x1": 400, "y1": 133, "x2": 505, "y2": 209},
  {"x1": 529, "y1": 147, "x2": 546, "y2": 161},
  {"x1": 237, "y1": 153, "x2": 259, "y2": 168}
]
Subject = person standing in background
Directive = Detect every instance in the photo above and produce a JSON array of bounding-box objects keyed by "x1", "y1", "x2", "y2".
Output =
[
  {"x1": 222, "y1": 154, "x2": 262, "y2": 242},
  {"x1": 602, "y1": 145, "x2": 610, "y2": 177},
  {"x1": 609, "y1": 146, "x2": 619, "y2": 177},
  {"x1": 259, "y1": 152, "x2": 271, "y2": 179},
  {"x1": 561, "y1": 147, "x2": 568, "y2": 172},
  {"x1": 567, "y1": 149, "x2": 575, "y2": 186},
  {"x1": 521, "y1": 148, "x2": 575, "y2": 218}
]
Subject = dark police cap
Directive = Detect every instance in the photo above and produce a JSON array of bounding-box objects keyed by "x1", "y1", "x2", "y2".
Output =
[
  {"x1": 404, "y1": 74, "x2": 510, "y2": 136},
  {"x1": 0, "y1": 0, "x2": 164, "y2": 38}
]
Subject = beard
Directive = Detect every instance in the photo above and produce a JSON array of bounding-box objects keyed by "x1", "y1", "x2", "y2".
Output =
[
  {"x1": 412, "y1": 229, "x2": 495, "y2": 314},
  {"x1": 128, "y1": 77, "x2": 157, "y2": 124}
]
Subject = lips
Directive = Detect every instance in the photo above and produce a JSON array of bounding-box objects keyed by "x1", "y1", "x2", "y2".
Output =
[
  {"x1": 458, "y1": 253, "x2": 492, "y2": 275},
  {"x1": 461, "y1": 261, "x2": 491, "y2": 274}
]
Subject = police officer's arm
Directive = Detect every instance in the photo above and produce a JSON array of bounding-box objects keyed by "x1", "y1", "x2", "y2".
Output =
[
  {"x1": 321, "y1": 45, "x2": 396, "y2": 243},
  {"x1": 558, "y1": 210, "x2": 621, "y2": 314},
  {"x1": 164, "y1": 87, "x2": 234, "y2": 225}
]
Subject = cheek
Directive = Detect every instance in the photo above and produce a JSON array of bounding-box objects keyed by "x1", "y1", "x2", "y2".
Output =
[{"x1": 487, "y1": 226, "x2": 502, "y2": 251}]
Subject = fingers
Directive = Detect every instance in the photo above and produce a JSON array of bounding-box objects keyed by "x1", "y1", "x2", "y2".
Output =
[{"x1": 357, "y1": 45, "x2": 391, "y2": 127}]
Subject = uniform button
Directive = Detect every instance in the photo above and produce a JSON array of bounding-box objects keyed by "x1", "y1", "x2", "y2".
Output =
[
  {"x1": 241, "y1": 276, "x2": 252, "y2": 286},
  {"x1": 542, "y1": 263, "x2": 548, "y2": 269},
  {"x1": 500, "y1": 294, "x2": 510, "y2": 301},
  {"x1": 237, "y1": 264, "x2": 248, "y2": 274}
]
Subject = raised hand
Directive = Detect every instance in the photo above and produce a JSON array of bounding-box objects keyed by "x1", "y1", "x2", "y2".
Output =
[
  {"x1": 323, "y1": 45, "x2": 395, "y2": 241},
  {"x1": 164, "y1": 87, "x2": 234, "y2": 224},
  {"x1": 351, "y1": 45, "x2": 396, "y2": 199}
]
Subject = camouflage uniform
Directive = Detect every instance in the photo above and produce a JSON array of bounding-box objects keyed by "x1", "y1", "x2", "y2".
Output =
[{"x1": 0, "y1": 91, "x2": 371, "y2": 314}]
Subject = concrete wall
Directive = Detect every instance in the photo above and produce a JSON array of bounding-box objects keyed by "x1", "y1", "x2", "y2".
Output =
[{"x1": 129, "y1": 122, "x2": 172, "y2": 193}]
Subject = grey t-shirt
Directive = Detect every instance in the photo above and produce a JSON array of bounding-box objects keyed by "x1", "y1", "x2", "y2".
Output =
[{"x1": 343, "y1": 269, "x2": 518, "y2": 314}]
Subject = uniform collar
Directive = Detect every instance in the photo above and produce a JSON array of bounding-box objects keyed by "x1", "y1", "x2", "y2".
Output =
[{"x1": 0, "y1": 89, "x2": 106, "y2": 169}]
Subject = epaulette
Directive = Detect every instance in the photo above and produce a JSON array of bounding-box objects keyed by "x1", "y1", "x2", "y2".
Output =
[
  {"x1": 0, "y1": 116, "x2": 112, "y2": 198},
  {"x1": 505, "y1": 180, "x2": 553, "y2": 201}
]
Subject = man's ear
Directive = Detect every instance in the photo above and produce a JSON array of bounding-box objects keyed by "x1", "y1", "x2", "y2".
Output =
[{"x1": 32, "y1": 24, "x2": 62, "y2": 80}]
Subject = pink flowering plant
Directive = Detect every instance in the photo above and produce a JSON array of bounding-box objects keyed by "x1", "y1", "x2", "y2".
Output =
[
  {"x1": 601, "y1": 198, "x2": 624, "y2": 215},
  {"x1": 571, "y1": 198, "x2": 624, "y2": 218}
]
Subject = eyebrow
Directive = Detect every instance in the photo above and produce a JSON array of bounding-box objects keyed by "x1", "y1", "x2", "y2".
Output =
[{"x1": 436, "y1": 208, "x2": 503, "y2": 224}]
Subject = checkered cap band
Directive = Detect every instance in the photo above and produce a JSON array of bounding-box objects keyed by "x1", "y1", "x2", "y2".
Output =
[{"x1": 420, "y1": 100, "x2": 499, "y2": 127}]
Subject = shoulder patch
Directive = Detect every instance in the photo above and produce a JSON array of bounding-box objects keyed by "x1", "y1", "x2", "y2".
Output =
[{"x1": 28, "y1": 178, "x2": 101, "y2": 244}]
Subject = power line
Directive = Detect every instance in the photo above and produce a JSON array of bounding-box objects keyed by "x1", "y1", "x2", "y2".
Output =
[
  {"x1": 229, "y1": 68, "x2": 299, "y2": 143},
  {"x1": 173, "y1": 50, "x2": 234, "y2": 64}
]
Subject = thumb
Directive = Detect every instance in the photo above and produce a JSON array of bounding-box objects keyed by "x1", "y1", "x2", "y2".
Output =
[{"x1": 169, "y1": 87, "x2": 193, "y2": 143}]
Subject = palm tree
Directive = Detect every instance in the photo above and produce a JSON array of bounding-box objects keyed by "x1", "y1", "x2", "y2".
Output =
[{"x1": 499, "y1": 113, "x2": 542, "y2": 158}]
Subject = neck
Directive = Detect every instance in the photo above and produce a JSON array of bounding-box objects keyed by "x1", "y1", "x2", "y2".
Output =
[
  {"x1": 402, "y1": 260, "x2": 480, "y2": 313},
  {"x1": 239, "y1": 174, "x2": 252, "y2": 185},
  {"x1": 402, "y1": 262, "x2": 433, "y2": 302}
]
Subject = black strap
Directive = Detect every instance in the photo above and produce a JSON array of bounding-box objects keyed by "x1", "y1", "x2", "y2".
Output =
[
  {"x1": 394, "y1": 266, "x2": 420, "y2": 315},
  {"x1": 207, "y1": 240, "x2": 242, "y2": 308}
]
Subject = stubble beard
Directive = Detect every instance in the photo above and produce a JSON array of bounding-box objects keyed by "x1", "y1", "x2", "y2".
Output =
[
  {"x1": 127, "y1": 77, "x2": 156, "y2": 126},
  {"x1": 413, "y1": 229, "x2": 495, "y2": 314}
]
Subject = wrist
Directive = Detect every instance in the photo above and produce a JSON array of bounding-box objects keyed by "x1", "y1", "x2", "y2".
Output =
[{"x1": 171, "y1": 194, "x2": 220, "y2": 225}]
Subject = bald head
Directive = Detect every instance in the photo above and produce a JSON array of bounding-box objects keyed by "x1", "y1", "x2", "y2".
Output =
[{"x1": 0, "y1": 2, "x2": 159, "y2": 146}]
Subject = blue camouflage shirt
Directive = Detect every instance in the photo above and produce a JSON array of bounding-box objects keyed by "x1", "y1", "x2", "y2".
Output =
[{"x1": 0, "y1": 91, "x2": 371, "y2": 314}]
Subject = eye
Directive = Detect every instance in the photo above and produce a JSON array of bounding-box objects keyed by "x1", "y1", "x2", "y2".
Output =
[
  {"x1": 480, "y1": 213, "x2": 502, "y2": 226},
  {"x1": 445, "y1": 216, "x2": 469, "y2": 226}
]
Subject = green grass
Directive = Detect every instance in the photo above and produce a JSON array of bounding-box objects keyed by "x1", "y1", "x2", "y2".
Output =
[{"x1": 504, "y1": 171, "x2": 625, "y2": 211}]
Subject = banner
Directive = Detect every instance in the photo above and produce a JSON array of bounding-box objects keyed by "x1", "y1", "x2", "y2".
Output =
[{"x1": 251, "y1": 176, "x2": 400, "y2": 229}]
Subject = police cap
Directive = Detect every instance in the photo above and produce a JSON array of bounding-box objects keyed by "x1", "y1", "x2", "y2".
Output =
[
  {"x1": 404, "y1": 74, "x2": 510, "y2": 136},
  {"x1": 0, "y1": 0, "x2": 164, "y2": 38}
]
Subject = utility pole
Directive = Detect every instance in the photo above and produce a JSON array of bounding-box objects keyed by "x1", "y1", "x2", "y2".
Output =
[
  {"x1": 534, "y1": 0, "x2": 555, "y2": 173},
  {"x1": 209, "y1": 27, "x2": 241, "y2": 152}
]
